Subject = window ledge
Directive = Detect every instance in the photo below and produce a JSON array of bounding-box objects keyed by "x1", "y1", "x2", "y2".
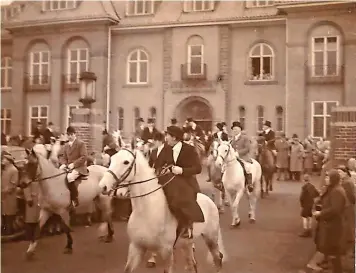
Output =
[
  {"x1": 306, "y1": 75, "x2": 343, "y2": 85},
  {"x1": 244, "y1": 80, "x2": 278, "y2": 85},
  {"x1": 125, "y1": 13, "x2": 155, "y2": 17},
  {"x1": 1, "y1": 88, "x2": 12, "y2": 92},
  {"x1": 183, "y1": 9, "x2": 215, "y2": 13},
  {"x1": 122, "y1": 83, "x2": 152, "y2": 88}
]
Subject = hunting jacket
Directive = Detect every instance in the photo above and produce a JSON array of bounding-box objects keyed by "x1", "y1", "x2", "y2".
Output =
[
  {"x1": 230, "y1": 132, "x2": 252, "y2": 162},
  {"x1": 61, "y1": 138, "x2": 88, "y2": 175}
]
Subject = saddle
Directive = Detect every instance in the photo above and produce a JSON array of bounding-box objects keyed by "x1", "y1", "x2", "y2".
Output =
[
  {"x1": 65, "y1": 169, "x2": 89, "y2": 189},
  {"x1": 235, "y1": 157, "x2": 253, "y2": 189}
]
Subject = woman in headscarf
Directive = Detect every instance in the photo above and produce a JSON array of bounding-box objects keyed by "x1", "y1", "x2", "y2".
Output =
[{"x1": 313, "y1": 169, "x2": 347, "y2": 273}]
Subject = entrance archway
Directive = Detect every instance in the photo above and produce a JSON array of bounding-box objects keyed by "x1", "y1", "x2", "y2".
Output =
[{"x1": 175, "y1": 96, "x2": 213, "y2": 133}]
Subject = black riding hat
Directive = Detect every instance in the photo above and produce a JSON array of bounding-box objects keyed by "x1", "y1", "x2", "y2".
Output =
[{"x1": 231, "y1": 121, "x2": 243, "y2": 130}]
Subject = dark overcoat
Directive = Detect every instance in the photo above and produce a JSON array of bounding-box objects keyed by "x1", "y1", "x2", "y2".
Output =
[
  {"x1": 156, "y1": 142, "x2": 204, "y2": 223},
  {"x1": 341, "y1": 177, "x2": 356, "y2": 246},
  {"x1": 315, "y1": 184, "x2": 347, "y2": 255},
  {"x1": 299, "y1": 182, "x2": 319, "y2": 217},
  {"x1": 43, "y1": 128, "x2": 54, "y2": 145},
  {"x1": 262, "y1": 130, "x2": 276, "y2": 150},
  {"x1": 148, "y1": 145, "x2": 167, "y2": 169},
  {"x1": 61, "y1": 139, "x2": 88, "y2": 175},
  {"x1": 141, "y1": 127, "x2": 159, "y2": 144}
]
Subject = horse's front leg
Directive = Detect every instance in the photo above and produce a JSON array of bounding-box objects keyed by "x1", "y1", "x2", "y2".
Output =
[
  {"x1": 124, "y1": 243, "x2": 145, "y2": 273},
  {"x1": 247, "y1": 190, "x2": 258, "y2": 223},
  {"x1": 26, "y1": 209, "x2": 51, "y2": 259},
  {"x1": 95, "y1": 195, "x2": 114, "y2": 243},
  {"x1": 57, "y1": 209, "x2": 73, "y2": 254},
  {"x1": 160, "y1": 247, "x2": 175, "y2": 273},
  {"x1": 230, "y1": 188, "x2": 244, "y2": 228}
]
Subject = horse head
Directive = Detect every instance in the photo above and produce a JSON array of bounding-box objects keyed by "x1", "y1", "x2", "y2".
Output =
[
  {"x1": 215, "y1": 141, "x2": 236, "y2": 167},
  {"x1": 19, "y1": 148, "x2": 40, "y2": 188}
]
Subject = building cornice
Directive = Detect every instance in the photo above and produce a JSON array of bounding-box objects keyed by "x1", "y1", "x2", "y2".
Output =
[
  {"x1": 112, "y1": 16, "x2": 286, "y2": 32},
  {"x1": 277, "y1": 1, "x2": 356, "y2": 13}
]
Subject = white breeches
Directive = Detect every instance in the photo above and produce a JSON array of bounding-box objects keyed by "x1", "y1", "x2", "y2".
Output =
[{"x1": 67, "y1": 170, "x2": 80, "y2": 183}]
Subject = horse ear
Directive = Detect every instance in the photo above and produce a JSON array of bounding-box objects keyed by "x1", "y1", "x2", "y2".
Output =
[
  {"x1": 130, "y1": 138, "x2": 136, "y2": 151},
  {"x1": 25, "y1": 148, "x2": 31, "y2": 155}
]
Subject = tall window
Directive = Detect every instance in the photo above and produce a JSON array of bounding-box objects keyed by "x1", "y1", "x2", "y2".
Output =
[
  {"x1": 312, "y1": 101, "x2": 338, "y2": 138},
  {"x1": 183, "y1": 0, "x2": 214, "y2": 12},
  {"x1": 30, "y1": 51, "x2": 50, "y2": 85},
  {"x1": 67, "y1": 48, "x2": 89, "y2": 83},
  {"x1": 257, "y1": 105, "x2": 264, "y2": 131},
  {"x1": 149, "y1": 107, "x2": 157, "y2": 123},
  {"x1": 312, "y1": 36, "x2": 339, "y2": 76},
  {"x1": 118, "y1": 107, "x2": 124, "y2": 131},
  {"x1": 29, "y1": 105, "x2": 49, "y2": 135},
  {"x1": 238, "y1": 106, "x2": 246, "y2": 130},
  {"x1": 1, "y1": 57, "x2": 12, "y2": 90},
  {"x1": 126, "y1": 0, "x2": 154, "y2": 15},
  {"x1": 42, "y1": 0, "x2": 77, "y2": 11},
  {"x1": 1, "y1": 108, "x2": 11, "y2": 135},
  {"x1": 127, "y1": 49, "x2": 149, "y2": 84},
  {"x1": 249, "y1": 43, "x2": 274, "y2": 81},
  {"x1": 275, "y1": 106, "x2": 284, "y2": 132},
  {"x1": 67, "y1": 105, "x2": 80, "y2": 128},
  {"x1": 246, "y1": 0, "x2": 274, "y2": 7},
  {"x1": 133, "y1": 107, "x2": 140, "y2": 129}
]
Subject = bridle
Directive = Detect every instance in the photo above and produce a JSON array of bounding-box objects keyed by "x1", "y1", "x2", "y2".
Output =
[{"x1": 214, "y1": 141, "x2": 236, "y2": 164}]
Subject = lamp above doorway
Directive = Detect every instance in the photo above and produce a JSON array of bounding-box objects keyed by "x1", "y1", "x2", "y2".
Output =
[{"x1": 79, "y1": 71, "x2": 97, "y2": 108}]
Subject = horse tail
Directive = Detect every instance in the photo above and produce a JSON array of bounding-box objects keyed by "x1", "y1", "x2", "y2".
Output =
[{"x1": 206, "y1": 226, "x2": 228, "y2": 264}]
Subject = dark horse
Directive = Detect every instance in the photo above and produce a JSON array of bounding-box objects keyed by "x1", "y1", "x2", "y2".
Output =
[{"x1": 257, "y1": 138, "x2": 276, "y2": 198}]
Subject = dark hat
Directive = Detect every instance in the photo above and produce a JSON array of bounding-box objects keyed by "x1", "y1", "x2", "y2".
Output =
[
  {"x1": 221, "y1": 132, "x2": 229, "y2": 141},
  {"x1": 216, "y1": 122, "x2": 223, "y2": 131},
  {"x1": 166, "y1": 126, "x2": 183, "y2": 140},
  {"x1": 264, "y1": 120, "x2": 272, "y2": 127},
  {"x1": 186, "y1": 117, "x2": 193, "y2": 122},
  {"x1": 138, "y1": 117, "x2": 144, "y2": 122},
  {"x1": 48, "y1": 121, "x2": 53, "y2": 126},
  {"x1": 292, "y1": 133, "x2": 298, "y2": 139},
  {"x1": 183, "y1": 125, "x2": 192, "y2": 133},
  {"x1": 171, "y1": 118, "x2": 177, "y2": 124},
  {"x1": 66, "y1": 126, "x2": 76, "y2": 135},
  {"x1": 221, "y1": 122, "x2": 226, "y2": 127},
  {"x1": 147, "y1": 118, "x2": 155, "y2": 124},
  {"x1": 153, "y1": 131, "x2": 165, "y2": 142},
  {"x1": 231, "y1": 121, "x2": 243, "y2": 130}
]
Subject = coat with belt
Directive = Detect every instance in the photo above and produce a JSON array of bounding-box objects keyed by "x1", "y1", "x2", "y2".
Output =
[
  {"x1": 23, "y1": 181, "x2": 40, "y2": 223},
  {"x1": 141, "y1": 127, "x2": 159, "y2": 144},
  {"x1": 315, "y1": 184, "x2": 347, "y2": 255},
  {"x1": 1, "y1": 164, "x2": 19, "y2": 216},
  {"x1": 230, "y1": 132, "x2": 252, "y2": 162},
  {"x1": 61, "y1": 139, "x2": 88, "y2": 175},
  {"x1": 156, "y1": 142, "x2": 204, "y2": 223}
]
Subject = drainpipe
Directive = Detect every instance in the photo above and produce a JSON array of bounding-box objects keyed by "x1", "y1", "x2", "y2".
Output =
[{"x1": 106, "y1": 25, "x2": 112, "y2": 131}]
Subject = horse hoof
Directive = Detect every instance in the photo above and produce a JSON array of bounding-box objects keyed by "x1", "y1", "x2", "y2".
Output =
[
  {"x1": 146, "y1": 261, "x2": 156, "y2": 268},
  {"x1": 249, "y1": 218, "x2": 256, "y2": 224},
  {"x1": 63, "y1": 248, "x2": 73, "y2": 254},
  {"x1": 26, "y1": 251, "x2": 35, "y2": 260},
  {"x1": 104, "y1": 236, "x2": 113, "y2": 243},
  {"x1": 230, "y1": 221, "x2": 241, "y2": 229}
]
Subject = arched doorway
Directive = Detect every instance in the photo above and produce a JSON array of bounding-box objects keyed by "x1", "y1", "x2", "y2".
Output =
[{"x1": 175, "y1": 96, "x2": 213, "y2": 133}]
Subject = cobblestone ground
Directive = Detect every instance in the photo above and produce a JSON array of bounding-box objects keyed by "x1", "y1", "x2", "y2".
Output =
[{"x1": 2, "y1": 173, "x2": 317, "y2": 273}]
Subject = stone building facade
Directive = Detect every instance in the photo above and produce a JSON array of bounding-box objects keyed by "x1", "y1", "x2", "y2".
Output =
[{"x1": 1, "y1": 1, "x2": 356, "y2": 139}]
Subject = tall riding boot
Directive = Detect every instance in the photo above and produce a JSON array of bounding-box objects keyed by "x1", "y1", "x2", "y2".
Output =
[
  {"x1": 330, "y1": 256, "x2": 343, "y2": 273},
  {"x1": 246, "y1": 173, "x2": 253, "y2": 192},
  {"x1": 68, "y1": 182, "x2": 79, "y2": 207}
]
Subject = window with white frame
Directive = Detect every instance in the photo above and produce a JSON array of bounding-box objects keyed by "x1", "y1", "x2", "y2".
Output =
[
  {"x1": 238, "y1": 106, "x2": 246, "y2": 130},
  {"x1": 127, "y1": 49, "x2": 149, "y2": 84},
  {"x1": 188, "y1": 44, "x2": 204, "y2": 75},
  {"x1": 133, "y1": 107, "x2": 141, "y2": 130},
  {"x1": 249, "y1": 43, "x2": 274, "y2": 81},
  {"x1": 276, "y1": 105, "x2": 284, "y2": 132},
  {"x1": 126, "y1": 0, "x2": 154, "y2": 16},
  {"x1": 246, "y1": 0, "x2": 274, "y2": 7},
  {"x1": 257, "y1": 105, "x2": 264, "y2": 131},
  {"x1": 312, "y1": 36, "x2": 339, "y2": 76},
  {"x1": 1, "y1": 57, "x2": 12, "y2": 90},
  {"x1": 149, "y1": 107, "x2": 157, "y2": 123},
  {"x1": 29, "y1": 106, "x2": 49, "y2": 135},
  {"x1": 30, "y1": 51, "x2": 50, "y2": 85},
  {"x1": 42, "y1": 0, "x2": 77, "y2": 11},
  {"x1": 183, "y1": 0, "x2": 214, "y2": 12},
  {"x1": 67, "y1": 48, "x2": 89, "y2": 83},
  {"x1": 118, "y1": 107, "x2": 124, "y2": 131},
  {"x1": 311, "y1": 101, "x2": 338, "y2": 138},
  {"x1": 67, "y1": 105, "x2": 80, "y2": 128},
  {"x1": 1, "y1": 108, "x2": 11, "y2": 135}
]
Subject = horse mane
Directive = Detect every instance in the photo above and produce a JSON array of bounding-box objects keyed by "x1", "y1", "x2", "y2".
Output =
[
  {"x1": 35, "y1": 151, "x2": 62, "y2": 178},
  {"x1": 134, "y1": 149, "x2": 155, "y2": 178}
]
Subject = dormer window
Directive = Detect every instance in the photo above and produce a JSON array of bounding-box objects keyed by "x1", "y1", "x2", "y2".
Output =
[
  {"x1": 183, "y1": 0, "x2": 215, "y2": 12},
  {"x1": 126, "y1": 0, "x2": 154, "y2": 16},
  {"x1": 42, "y1": 0, "x2": 77, "y2": 11},
  {"x1": 246, "y1": 0, "x2": 274, "y2": 8}
]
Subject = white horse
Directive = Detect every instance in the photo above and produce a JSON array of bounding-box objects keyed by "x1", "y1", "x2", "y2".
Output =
[
  {"x1": 215, "y1": 141, "x2": 262, "y2": 227},
  {"x1": 98, "y1": 148, "x2": 226, "y2": 273},
  {"x1": 49, "y1": 140, "x2": 62, "y2": 167},
  {"x1": 20, "y1": 149, "x2": 114, "y2": 258}
]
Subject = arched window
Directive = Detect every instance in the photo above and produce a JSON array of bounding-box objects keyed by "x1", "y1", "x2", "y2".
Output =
[
  {"x1": 149, "y1": 107, "x2": 157, "y2": 123},
  {"x1": 257, "y1": 105, "x2": 264, "y2": 131},
  {"x1": 133, "y1": 107, "x2": 140, "y2": 129},
  {"x1": 1, "y1": 57, "x2": 12, "y2": 90},
  {"x1": 127, "y1": 49, "x2": 149, "y2": 84},
  {"x1": 187, "y1": 35, "x2": 204, "y2": 76},
  {"x1": 118, "y1": 107, "x2": 124, "y2": 131},
  {"x1": 275, "y1": 106, "x2": 284, "y2": 132},
  {"x1": 238, "y1": 106, "x2": 246, "y2": 130},
  {"x1": 66, "y1": 39, "x2": 89, "y2": 83},
  {"x1": 249, "y1": 43, "x2": 274, "y2": 81}
]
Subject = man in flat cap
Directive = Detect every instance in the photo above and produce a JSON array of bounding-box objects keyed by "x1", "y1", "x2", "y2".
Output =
[{"x1": 156, "y1": 126, "x2": 204, "y2": 240}]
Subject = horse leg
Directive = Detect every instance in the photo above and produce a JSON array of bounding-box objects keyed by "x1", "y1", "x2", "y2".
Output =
[
  {"x1": 146, "y1": 252, "x2": 157, "y2": 268},
  {"x1": 57, "y1": 209, "x2": 73, "y2": 254},
  {"x1": 95, "y1": 195, "x2": 114, "y2": 243},
  {"x1": 181, "y1": 240, "x2": 198, "y2": 273},
  {"x1": 248, "y1": 190, "x2": 258, "y2": 223},
  {"x1": 160, "y1": 247, "x2": 175, "y2": 273},
  {"x1": 231, "y1": 189, "x2": 244, "y2": 228},
  {"x1": 26, "y1": 209, "x2": 51, "y2": 259},
  {"x1": 124, "y1": 243, "x2": 145, "y2": 273},
  {"x1": 203, "y1": 234, "x2": 224, "y2": 273},
  {"x1": 260, "y1": 174, "x2": 264, "y2": 198}
]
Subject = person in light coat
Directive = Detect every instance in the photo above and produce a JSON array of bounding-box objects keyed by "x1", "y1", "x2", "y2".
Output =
[
  {"x1": 1, "y1": 151, "x2": 19, "y2": 235},
  {"x1": 275, "y1": 132, "x2": 290, "y2": 181},
  {"x1": 289, "y1": 134, "x2": 304, "y2": 181}
]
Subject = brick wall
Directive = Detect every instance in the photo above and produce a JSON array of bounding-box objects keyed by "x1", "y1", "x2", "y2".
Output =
[{"x1": 330, "y1": 106, "x2": 356, "y2": 166}]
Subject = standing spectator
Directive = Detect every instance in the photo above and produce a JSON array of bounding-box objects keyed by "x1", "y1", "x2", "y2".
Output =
[
  {"x1": 43, "y1": 122, "x2": 55, "y2": 159},
  {"x1": 289, "y1": 134, "x2": 304, "y2": 181},
  {"x1": 32, "y1": 121, "x2": 44, "y2": 140},
  {"x1": 299, "y1": 174, "x2": 319, "y2": 237},
  {"x1": 347, "y1": 158, "x2": 356, "y2": 184},
  {"x1": 303, "y1": 136, "x2": 315, "y2": 175},
  {"x1": 313, "y1": 170, "x2": 347, "y2": 273},
  {"x1": 275, "y1": 132, "x2": 289, "y2": 181},
  {"x1": 1, "y1": 151, "x2": 19, "y2": 235}
]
